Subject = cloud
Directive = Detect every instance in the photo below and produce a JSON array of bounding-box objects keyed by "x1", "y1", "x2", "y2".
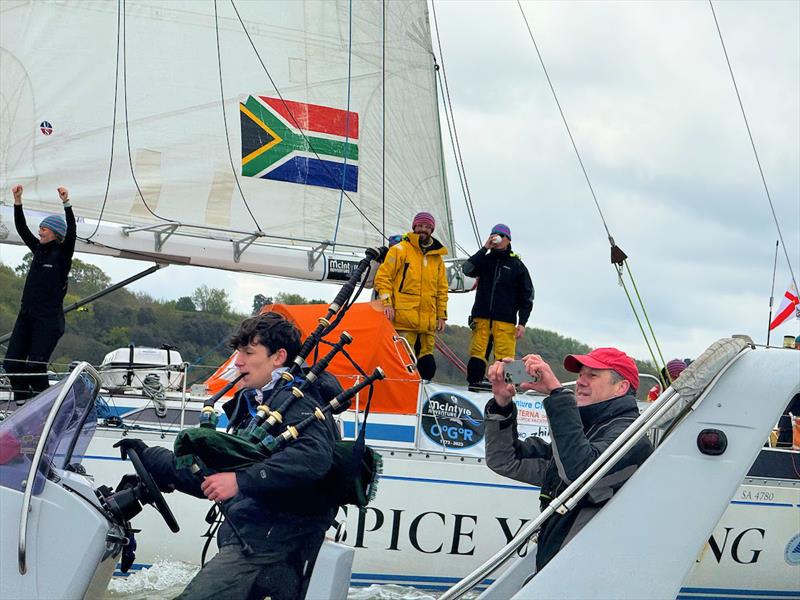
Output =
[{"x1": 434, "y1": 0, "x2": 799, "y2": 360}]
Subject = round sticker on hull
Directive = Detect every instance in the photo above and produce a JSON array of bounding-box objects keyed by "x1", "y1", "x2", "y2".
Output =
[{"x1": 421, "y1": 392, "x2": 484, "y2": 449}]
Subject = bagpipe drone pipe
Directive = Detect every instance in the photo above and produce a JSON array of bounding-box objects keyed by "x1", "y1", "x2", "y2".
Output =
[
  {"x1": 174, "y1": 246, "x2": 388, "y2": 510},
  {"x1": 174, "y1": 367, "x2": 386, "y2": 510},
  {"x1": 233, "y1": 245, "x2": 386, "y2": 439}
]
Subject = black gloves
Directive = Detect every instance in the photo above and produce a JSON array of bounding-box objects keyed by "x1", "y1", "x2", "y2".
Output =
[
  {"x1": 115, "y1": 473, "x2": 140, "y2": 493},
  {"x1": 113, "y1": 437, "x2": 148, "y2": 460}
]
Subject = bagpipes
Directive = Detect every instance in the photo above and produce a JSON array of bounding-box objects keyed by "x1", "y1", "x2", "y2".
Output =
[{"x1": 174, "y1": 246, "x2": 388, "y2": 511}]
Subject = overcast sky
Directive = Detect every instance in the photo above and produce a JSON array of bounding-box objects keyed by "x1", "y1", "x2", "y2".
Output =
[{"x1": 1, "y1": 0, "x2": 798, "y2": 364}]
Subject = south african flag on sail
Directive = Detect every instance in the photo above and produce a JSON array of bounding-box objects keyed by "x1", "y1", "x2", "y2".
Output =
[{"x1": 240, "y1": 95, "x2": 359, "y2": 192}]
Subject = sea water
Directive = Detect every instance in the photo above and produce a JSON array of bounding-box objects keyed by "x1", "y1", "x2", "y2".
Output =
[
  {"x1": 103, "y1": 559, "x2": 449, "y2": 600},
  {"x1": 104, "y1": 559, "x2": 199, "y2": 600}
]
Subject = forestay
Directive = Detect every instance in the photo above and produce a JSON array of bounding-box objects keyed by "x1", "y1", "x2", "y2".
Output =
[{"x1": 0, "y1": 0, "x2": 454, "y2": 278}]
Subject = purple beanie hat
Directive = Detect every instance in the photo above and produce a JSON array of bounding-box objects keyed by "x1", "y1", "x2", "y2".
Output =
[
  {"x1": 666, "y1": 359, "x2": 687, "y2": 380},
  {"x1": 491, "y1": 223, "x2": 511, "y2": 240}
]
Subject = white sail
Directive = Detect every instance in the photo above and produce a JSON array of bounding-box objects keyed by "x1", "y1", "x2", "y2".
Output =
[{"x1": 0, "y1": 0, "x2": 454, "y2": 278}]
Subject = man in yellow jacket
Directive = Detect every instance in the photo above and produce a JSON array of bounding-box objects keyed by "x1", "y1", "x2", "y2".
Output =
[{"x1": 374, "y1": 212, "x2": 448, "y2": 380}]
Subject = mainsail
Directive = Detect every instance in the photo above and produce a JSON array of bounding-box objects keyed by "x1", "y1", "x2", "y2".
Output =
[{"x1": 0, "y1": 0, "x2": 454, "y2": 281}]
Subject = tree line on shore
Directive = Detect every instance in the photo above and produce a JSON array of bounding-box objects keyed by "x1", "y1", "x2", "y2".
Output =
[{"x1": 1, "y1": 257, "x2": 656, "y2": 392}]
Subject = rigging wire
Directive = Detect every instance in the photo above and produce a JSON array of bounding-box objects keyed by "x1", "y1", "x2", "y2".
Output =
[
  {"x1": 515, "y1": 0, "x2": 668, "y2": 376},
  {"x1": 85, "y1": 0, "x2": 122, "y2": 241},
  {"x1": 430, "y1": 0, "x2": 481, "y2": 249},
  {"x1": 213, "y1": 0, "x2": 263, "y2": 232},
  {"x1": 382, "y1": 0, "x2": 387, "y2": 239},
  {"x1": 434, "y1": 64, "x2": 480, "y2": 252},
  {"x1": 228, "y1": 0, "x2": 387, "y2": 244},
  {"x1": 516, "y1": 2, "x2": 608, "y2": 241},
  {"x1": 331, "y1": 0, "x2": 356, "y2": 250},
  {"x1": 766, "y1": 239, "x2": 779, "y2": 346},
  {"x1": 454, "y1": 241, "x2": 471, "y2": 257},
  {"x1": 121, "y1": 0, "x2": 175, "y2": 225},
  {"x1": 708, "y1": 0, "x2": 798, "y2": 294}
]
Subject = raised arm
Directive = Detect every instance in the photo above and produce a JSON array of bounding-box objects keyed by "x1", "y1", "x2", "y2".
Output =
[
  {"x1": 58, "y1": 187, "x2": 77, "y2": 258},
  {"x1": 461, "y1": 240, "x2": 493, "y2": 277},
  {"x1": 11, "y1": 185, "x2": 38, "y2": 251}
]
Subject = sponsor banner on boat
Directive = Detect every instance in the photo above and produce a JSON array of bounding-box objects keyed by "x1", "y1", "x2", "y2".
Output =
[
  {"x1": 327, "y1": 257, "x2": 363, "y2": 281},
  {"x1": 512, "y1": 394, "x2": 551, "y2": 442},
  {"x1": 418, "y1": 385, "x2": 550, "y2": 455}
]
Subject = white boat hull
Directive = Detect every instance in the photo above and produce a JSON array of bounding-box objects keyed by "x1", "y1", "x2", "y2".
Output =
[{"x1": 84, "y1": 424, "x2": 799, "y2": 596}]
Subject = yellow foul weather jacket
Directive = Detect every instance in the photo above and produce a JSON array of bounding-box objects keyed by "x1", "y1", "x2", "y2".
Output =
[{"x1": 374, "y1": 232, "x2": 449, "y2": 333}]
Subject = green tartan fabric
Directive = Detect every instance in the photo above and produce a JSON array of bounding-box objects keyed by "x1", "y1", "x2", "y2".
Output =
[
  {"x1": 174, "y1": 428, "x2": 382, "y2": 508},
  {"x1": 324, "y1": 440, "x2": 382, "y2": 507},
  {"x1": 174, "y1": 427, "x2": 268, "y2": 472}
]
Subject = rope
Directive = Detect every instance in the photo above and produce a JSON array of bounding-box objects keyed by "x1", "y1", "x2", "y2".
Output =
[
  {"x1": 85, "y1": 0, "x2": 122, "y2": 241},
  {"x1": 708, "y1": 0, "x2": 798, "y2": 293},
  {"x1": 213, "y1": 0, "x2": 263, "y2": 232},
  {"x1": 227, "y1": 0, "x2": 387, "y2": 244},
  {"x1": 142, "y1": 372, "x2": 167, "y2": 418},
  {"x1": 121, "y1": 0, "x2": 175, "y2": 225},
  {"x1": 516, "y1": 1, "x2": 666, "y2": 377},
  {"x1": 623, "y1": 262, "x2": 667, "y2": 374},
  {"x1": 434, "y1": 337, "x2": 468, "y2": 376},
  {"x1": 614, "y1": 265, "x2": 665, "y2": 386}
]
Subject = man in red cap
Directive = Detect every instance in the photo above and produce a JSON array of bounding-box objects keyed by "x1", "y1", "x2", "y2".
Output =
[
  {"x1": 374, "y1": 211, "x2": 448, "y2": 380},
  {"x1": 483, "y1": 348, "x2": 652, "y2": 572}
]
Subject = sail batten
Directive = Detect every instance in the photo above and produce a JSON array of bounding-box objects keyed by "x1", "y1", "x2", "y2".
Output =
[{"x1": 1, "y1": 0, "x2": 454, "y2": 277}]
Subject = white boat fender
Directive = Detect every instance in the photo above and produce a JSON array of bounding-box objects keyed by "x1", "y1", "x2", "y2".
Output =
[{"x1": 304, "y1": 541, "x2": 355, "y2": 600}]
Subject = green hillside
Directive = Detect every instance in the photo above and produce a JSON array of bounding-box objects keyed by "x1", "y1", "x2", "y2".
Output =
[{"x1": 1, "y1": 257, "x2": 657, "y2": 393}]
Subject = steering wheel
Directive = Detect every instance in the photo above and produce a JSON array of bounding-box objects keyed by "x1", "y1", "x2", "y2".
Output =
[{"x1": 127, "y1": 448, "x2": 180, "y2": 533}]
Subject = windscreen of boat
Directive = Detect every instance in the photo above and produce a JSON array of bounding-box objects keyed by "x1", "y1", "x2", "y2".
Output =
[{"x1": 0, "y1": 373, "x2": 98, "y2": 494}]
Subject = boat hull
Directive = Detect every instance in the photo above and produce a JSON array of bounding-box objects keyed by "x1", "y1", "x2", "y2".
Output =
[{"x1": 84, "y1": 427, "x2": 799, "y2": 596}]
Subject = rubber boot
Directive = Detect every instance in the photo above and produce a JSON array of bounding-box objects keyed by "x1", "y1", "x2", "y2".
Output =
[
  {"x1": 416, "y1": 354, "x2": 436, "y2": 381},
  {"x1": 467, "y1": 357, "x2": 487, "y2": 389}
]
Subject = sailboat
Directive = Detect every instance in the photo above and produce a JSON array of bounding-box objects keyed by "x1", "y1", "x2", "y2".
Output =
[{"x1": 1, "y1": 1, "x2": 798, "y2": 599}]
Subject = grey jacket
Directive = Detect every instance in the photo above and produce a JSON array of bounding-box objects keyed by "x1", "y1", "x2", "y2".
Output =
[{"x1": 484, "y1": 389, "x2": 652, "y2": 571}]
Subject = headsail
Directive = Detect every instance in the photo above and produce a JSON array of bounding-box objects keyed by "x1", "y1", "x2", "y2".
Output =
[{"x1": 0, "y1": 0, "x2": 454, "y2": 280}]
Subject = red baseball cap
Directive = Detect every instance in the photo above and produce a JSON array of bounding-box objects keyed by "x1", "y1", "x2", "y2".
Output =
[{"x1": 563, "y1": 347, "x2": 639, "y2": 390}]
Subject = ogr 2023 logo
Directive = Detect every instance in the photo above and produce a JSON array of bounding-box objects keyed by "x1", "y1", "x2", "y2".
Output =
[{"x1": 421, "y1": 392, "x2": 484, "y2": 449}]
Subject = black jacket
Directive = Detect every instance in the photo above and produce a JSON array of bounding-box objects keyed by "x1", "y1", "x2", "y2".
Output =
[
  {"x1": 141, "y1": 372, "x2": 340, "y2": 552},
  {"x1": 15, "y1": 204, "x2": 76, "y2": 317},
  {"x1": 484, "y1": 389, "x2": 652, "y2": 571},
  {"x1": 462, "y1": 246, "x2": 533, "y2": 326}
]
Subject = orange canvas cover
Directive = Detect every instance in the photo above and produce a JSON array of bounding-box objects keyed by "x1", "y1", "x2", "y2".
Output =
[{"x1": 203, "y1": 302, "x2": 421, "y2": 415}]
